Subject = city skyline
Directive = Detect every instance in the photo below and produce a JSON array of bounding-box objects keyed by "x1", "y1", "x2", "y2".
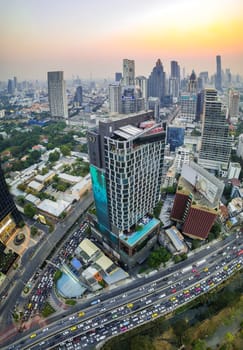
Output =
[{"x1": 0, "y1": 0, "x2": 243, "y2": 81}]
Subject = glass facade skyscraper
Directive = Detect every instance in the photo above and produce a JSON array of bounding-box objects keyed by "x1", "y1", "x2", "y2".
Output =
[
  {"x1": 88, "y1": 111, "x2": 165, "y2": 265},
  {"x1": 198, "y1": 88, "x2": 231, "y2": 172},
  {"x1": 0, "y1": 164, "x2": 22, "y2": 244},
  {"x1": 167, "y1": 126, "x2": 185, "y2": 152},
  {"x1": 148, "y1": 59, "x2": 166, "y2": 105},
  {"x1": 48, "y1": 71, "x2": 68, "y2": 120}
]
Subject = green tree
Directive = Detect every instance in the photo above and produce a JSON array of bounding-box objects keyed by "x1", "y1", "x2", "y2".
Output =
[
  {"x1": 29, "y1": 149, "x2": 41, "y2": 162},
  {"x1": 60, "y1": 144, "x2": 71, "y2": 156},
  {"x1": 192, "y1": 339, "x2": 207, "y2": 350},
  {"x1": 16, "y1": 195, "x2": 25, "y2": 206},
  {"x1": 210, "y1": 222, "x2": 221, "y2": 238},
  {"x1": 225, "y1": 332, "x2": 234, "y2": 343},
  {"x1": 130, "y1": 335, "x2": 155, "y2": 350},
  {"x1": 30, "y1": 226, "x2": 38, "y2": 236},
  {"x1": 148, "y1": 246, "x2": 171, "y2": 268},
  {"x1": 48, "y1": 150, "x2": 60, "y2": 162},
  {"x1": 192, "y1": 239, "x2": 201, "y2": 250},
  {"x1": 24, "y1": 203, "x2": 36, "y2": 218}
]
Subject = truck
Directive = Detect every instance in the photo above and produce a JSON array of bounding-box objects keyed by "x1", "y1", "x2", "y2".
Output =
[
  {"x1": 181, "y1": 265, "x2": 192, "y2": 273},
  {"x1": 90, "y1": 299, "x2": 101, "y2": 306},
  {"x1": 196, "y1": 259, "x2": 206, "y2": 267}
]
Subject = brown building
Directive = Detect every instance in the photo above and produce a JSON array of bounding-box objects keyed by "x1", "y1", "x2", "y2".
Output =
[{"x1": 170, "y1": 162, "x2": 224, "y2": 240}]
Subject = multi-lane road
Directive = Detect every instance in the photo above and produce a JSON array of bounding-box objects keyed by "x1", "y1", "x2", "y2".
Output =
[
  {"x1": 2, "y1": 231, "x2": 242, "y2": 350},
  {"x1": 0, "y1": 193, "x2": 94, "y2": 331}
]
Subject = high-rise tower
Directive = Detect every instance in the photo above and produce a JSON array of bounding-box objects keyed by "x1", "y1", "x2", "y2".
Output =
[
  {"x1": 74, "y1": 86, "x2": 83, "y2": 106},
  {"x1": 87, "y1": 111, "x2": 165, "y2": 266},
  {"x1": 0, "y1": 164, "x2": 22, "y2": 245},
  {"x1": 179, "y1": 71, "x2": 197, "y2": 123},
  {"x1": 135, "y1": 76, "x2": 148, "y2": 101},
  {"x1": 198, "y1": 88, "x2": 231, "y2": 172},
  {"x1": 109, "y1": 83, "x2": 122, "y2": 113},
  {"x1": 215, "y1": 55, "x2": 222, "y2": 91},
  {"x1": 122, "y1": 59, "x2": 135, "y2": 86},
  {"x1": 48, "y1": 71, "x2": 68, "y2": 120},
  {"x1": 148, "y1": 59, "x2": 166, "y2": 105},
  {"x1": 228, "y1": 89, "x2": 240, "y2": 119}
]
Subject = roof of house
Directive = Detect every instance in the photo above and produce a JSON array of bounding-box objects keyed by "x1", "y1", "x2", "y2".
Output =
[
  {"x1": 95, "y1": 254, "x2": 113, "y2": 272},
  {"x1": 78, "y1": 238, "x2": 100, "y2": 258},
  {"x1": 170, "y1": 192, "x2": 189, "y2": 221},
  {"x1": 182, "y1": 206, "x2": 217, "y2": 240},
  {"x1": 37, "y1": 199, "x2": 70, "y2": 217}
]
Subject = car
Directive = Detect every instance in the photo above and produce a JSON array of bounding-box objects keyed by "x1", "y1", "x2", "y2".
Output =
[
  {"x1": 29, "y1": 333, "x2": 37, "y2": 339},
  {"x1": 125, "y1": 302, "x2": 134, "y2": 310}
]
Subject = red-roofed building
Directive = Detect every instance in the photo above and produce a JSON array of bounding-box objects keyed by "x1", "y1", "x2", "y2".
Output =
[
  {"x1": 170, "y1": 161, "x2": 223, "y2": 240},
  {"x1": 170, "y1": 192, "x2": 190, "y2": 222},
  {"x1": 182, "y1": 206, "x2": 217, "y2": 240}
]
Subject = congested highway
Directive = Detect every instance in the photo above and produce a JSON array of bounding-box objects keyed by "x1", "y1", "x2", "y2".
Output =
[{"x1": 4, "y1": 231, "x2": 242, "y2": 350}]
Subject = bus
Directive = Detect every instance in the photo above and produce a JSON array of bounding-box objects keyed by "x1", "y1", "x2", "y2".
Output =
[{"x1": 90, "y1": 299, "x2": 100, "y2": 306}]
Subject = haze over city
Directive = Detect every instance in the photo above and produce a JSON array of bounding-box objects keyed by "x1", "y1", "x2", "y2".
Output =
[{"x1": 1, "y1": 0, "x2": 243, "y2": 81}]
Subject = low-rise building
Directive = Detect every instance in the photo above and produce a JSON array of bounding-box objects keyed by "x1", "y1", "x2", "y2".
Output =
[
  {"x1": 35, "y1": 170, "x2": 55, "y2": 184},
  {"x1": 165, "y1": 226, "x2": 188, "y2": 254},
  {"x1": 27, "y1": 180, "x2": 44, "y2": 192},
  {"x1": 37, "y1": 198, "x2": 70, "y2": 218}
]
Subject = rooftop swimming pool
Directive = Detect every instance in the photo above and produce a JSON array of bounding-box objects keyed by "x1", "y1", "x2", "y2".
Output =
[{"x1": 120, "y1": 218, "x2": 160, "y2": 247}]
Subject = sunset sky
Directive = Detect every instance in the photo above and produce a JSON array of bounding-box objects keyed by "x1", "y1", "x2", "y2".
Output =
[{"x1": 0, "y1": 0, "x2": 243, "y2": 81}]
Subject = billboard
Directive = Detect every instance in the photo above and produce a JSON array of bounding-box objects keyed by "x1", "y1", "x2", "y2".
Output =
[{"x1": 181, "y1": 163, "x2": 219, "y2": 204}]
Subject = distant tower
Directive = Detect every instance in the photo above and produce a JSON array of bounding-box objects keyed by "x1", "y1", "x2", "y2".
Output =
[
  {"x1": 228, "y1": 89, "x2": 240, "y2": 119},
  {"x1": 122, "y1": 59, "x2": 135, "y2": 86},
  {"x1": 13, "y1": 76, "x2": 18, "y2": 91},
  {"x1": 188, "y1": 70, "x2": 197, "y2": 93},
  {"x1": 198, "y1": 88, "x2": 231, "y2": 172},
  {"x1": 169, "y1": 61, "x2": 180, "y2": 101},
  {"x1": 109, "y1": 83, "x2": 122, "y2": 113},
  {"x1": 47, "y1": 71, "x2": 68, "y2": 120},
  {"x1": 237, "y1": 134, "x2": 243, "y2": 159},
  {"x1": 135, "y1": 76, "x2": 148, "y2": 101},
  {"x1": 74, "y1": 86, "x2": 83, "y2": 106},
  {"x1": 0, "y1": 163, "x2": 22, "y2": 245},
  {"x1": 115, "y1": 72, "x2": 122, "y2": 82},
  {"x1": 7, "y1": 79, "x2": 14, "y2": 95},
  {"x1": 166, "y1": 126, "x2": 185, "y2": 152},
  {"x1": 170, "y1": 61, "x2": 180, "y2": 80},
  {"x1": 148, "y1": 59, "x2": 166, "y2": 105},
  {"x1": 179, "y1": 70, "x2": 197, "y2": 123},
  {"x1": 147, "y1": 97, "x2": 160, "y2": 120},
  {"x1": 215, "y1": 55, "x2": 222, "y2": 91},
  {"x1": 121, "y1": 87, "x2": 145, "y2": 114}
]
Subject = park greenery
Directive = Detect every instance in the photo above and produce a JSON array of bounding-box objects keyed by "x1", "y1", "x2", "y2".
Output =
[
  {"x1": 65, "y1": 299, "x2": 77, "y2": 306},
  {"x1": 52, "y1": 175, "x2": 70, "y2": 192},
  {"x1": 147, "y1": 246, "x2": 172, "y2": 268},
  {"x1": 41, "y1": 302, "x2": 56, "y2": 318},
  {"x1": 23, "y1": 203, "x2": 37, "y2": 218},
  {"x1": 30, "y1": 226, "x2": 38, "y2": 236},
  {"x1": 53, "y1": 269, "x2": 62, "y2": 282},
  {"x1": 0, "y1": 121, "x2": 88, "y2": 175}
]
